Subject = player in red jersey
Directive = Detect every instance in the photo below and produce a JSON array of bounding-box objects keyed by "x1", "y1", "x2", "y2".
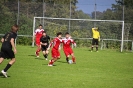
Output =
[
  {"x1": 34, "y1": 24, "x2": 44, "y2": 57},
  {"x1": 62, "y1": 32, "x2": 76, "y2": 64},
  {"x1": 47, "y1": 32, "x2": 62, "y2": 66}
]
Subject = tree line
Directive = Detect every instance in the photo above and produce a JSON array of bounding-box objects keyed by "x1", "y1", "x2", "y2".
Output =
[{"x1": 0, "y1": 0, "x2": 132, "y2": 49}]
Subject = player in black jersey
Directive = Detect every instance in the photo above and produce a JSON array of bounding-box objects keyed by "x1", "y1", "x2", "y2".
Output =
[
  {"x1": 0, "y1": 24, "x2": 19, "y2": 78},
  {"x1": 40, "y1": 31, "x2": 50, "y2": 60}
]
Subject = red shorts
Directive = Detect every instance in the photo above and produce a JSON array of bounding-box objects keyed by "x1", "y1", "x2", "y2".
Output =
[
  {"x1": 51, "y1": 48, "x2": 60, "y2": 58},
  {"x1": 63, "y1": 48, "x2": 73, "y2": 57},
  {"x1": 36, "y1": 40, "x2": 40, "y2": 46}
]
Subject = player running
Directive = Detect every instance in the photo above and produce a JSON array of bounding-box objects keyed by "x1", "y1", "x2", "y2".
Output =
[
  {"x1": 91, "y1": 27, "x2": 100, "y2": 52},
  {"x1": 40, "y1": 31, "x2": 50, "y2": 60},
  {"x1": 48, "y1": 32, "x2": 62, "y2": 66},
  {"x1": 0, "y1": 24, "x2": 19, "y2": 78},
  {"x1": 34, "y1": 24, "x2": 44, "y2": 57},
  {"x1": 62, "y1": 32, "x2": 76, "y2": 64}
]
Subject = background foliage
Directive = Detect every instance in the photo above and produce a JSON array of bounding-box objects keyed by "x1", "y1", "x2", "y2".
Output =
[{"x1": 0, "y1": 0, "x2": 133, "y2": 50}]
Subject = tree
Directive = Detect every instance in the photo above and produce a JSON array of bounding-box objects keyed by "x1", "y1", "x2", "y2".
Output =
[
  {"x1": 91, "y1": 11, "x2": 103, "y2": 19},
  {"x1": 116, "y1": 0, "x2": 133, "y2": 40}
]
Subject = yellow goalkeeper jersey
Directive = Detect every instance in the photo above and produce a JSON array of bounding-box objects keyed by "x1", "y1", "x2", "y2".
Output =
[{"x1": 92, "y1": 28, "x2": 100, "y2": 39}]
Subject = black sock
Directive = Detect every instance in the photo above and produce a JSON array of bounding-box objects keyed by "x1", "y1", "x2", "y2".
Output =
[
  {"x1": 66, "y1": 57, "x2": 69, "y2": 62},
  {"x1": 4, "y1": 63, "x2": 12, "y2": 72},
  {"x1": 91, "y1": 47, "x2": 93, "y2": 51},
  {"x1": 96, "y1": 47, "x2": 98, "y2": 51},
  {"x1": 44, "y1": 54, "x2": 48, "y2": 58}
]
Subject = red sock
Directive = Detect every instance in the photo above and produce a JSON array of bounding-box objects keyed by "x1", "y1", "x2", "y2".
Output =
[
  {"x1": 49, "y1": 60, "x2": 54, "y2": 65},
  {"x1": 72, "y1": 57, "x2": 76, "y2": 62},
  {"x1": 36, "y1": 48, "x2": 41, "y2": 56}
]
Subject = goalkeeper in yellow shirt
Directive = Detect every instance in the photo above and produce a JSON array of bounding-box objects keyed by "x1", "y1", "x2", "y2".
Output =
[{"x1": 91, "y1": 27, "x2": 100, "y2": 52}]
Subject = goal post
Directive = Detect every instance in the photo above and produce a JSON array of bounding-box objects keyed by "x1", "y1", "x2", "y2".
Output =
[
  {"x1": 32, "y1": 17, "x2": 36, "y2": 47},
  {"x1": 32, "y1": 17, "x2": 125, "y2": 52},
  {"x1": 121, "y1": 21, "x2": 125, "y2": 52}
]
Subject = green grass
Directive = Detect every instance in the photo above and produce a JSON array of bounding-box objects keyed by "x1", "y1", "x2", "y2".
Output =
[{"x1": 0, "y1": 45, "x2": 133, "y2": 88}]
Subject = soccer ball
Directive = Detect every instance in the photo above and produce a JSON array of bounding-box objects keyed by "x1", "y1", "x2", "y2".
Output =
[{"x1": 68, "y1": 60, "x2": 73, "y2": 64}]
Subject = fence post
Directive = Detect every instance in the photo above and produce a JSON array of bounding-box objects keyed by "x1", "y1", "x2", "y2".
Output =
[{"x1": 15, "y1": 0, "x2": 19, "y2": 46}]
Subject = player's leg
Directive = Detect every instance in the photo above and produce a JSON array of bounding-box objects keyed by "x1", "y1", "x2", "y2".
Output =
[
  {"x1": 52, "y1": 51, "x2": 61, "y2": 63},
  {"x1": 43, "y1": 50, "x2": 49, "y2": 60},
  {"x1": 48, "y1": 49, "x2": 60, "y2": 66},
  {"x1": 57, "y1": 55, "x2": 61, "y2": 60},
  {"x1": 44, "y1": 50, "x2": 49, "y2": 60},
  {"x1": 1, "y1": 58, "x2": 16, "y2": 78},
  {"x1": 66, "y1": 55, "x2": 70, "y2": 63},
  {"x1": 91, "y1": 39, "x2": 95, "y2": 52},
  {"x1": 3, "y1": 58, "x2": 16, "y2": 72},
  {"x1": 0, "y1": 58, "x2": 4, "y2": 64},
  {"x1": 69, "y1": 48, "x2": 76, "y2": 63},
  {"x1": 35, "y1": 43, "x2": 41, "y2": 57},
  {"x1": 48, "y1": 57, "x2": 57, "y2": 66},
  {"x1": 42, "y1": 46, "x2": 47, "y2": 60},
  {"x1": 48, "y1": 49, "x2": 56, "y2": 66},
  {"x1": 0, "y1": 58, "x2": 6, "y2": 77},
  {"x1": 42, "y1": 51, "x2": 46, "y2": 58},
  {"x1": 1, "y1": 50, "x2": 16, "y2": 78},
  {"x1": 0, "y1": 52, "x2": 5, "y2": 64},
  {"x1": 42, "y1": 45, "x2": 49, "y2": 60},
  {"x1": 71, "y1": 53, "x2": 76, "y2": 63},
  {"x1": 96, "y1": 39, "x2": 99, "y2": 52},
  {"x1": 63, "y1": 49, "x2": 70, "y2": 63}
]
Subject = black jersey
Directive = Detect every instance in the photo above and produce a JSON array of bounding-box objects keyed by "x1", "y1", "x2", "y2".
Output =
[
  {"x1": 2, "y1": 31, "x2": 17, "y2": 49},
  {"x1": 40, "y1": 35, "x2": 50, "y2": 44}
]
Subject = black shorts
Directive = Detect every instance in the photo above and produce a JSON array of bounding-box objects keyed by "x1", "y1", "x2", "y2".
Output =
[
  {"x1": 92, "y1": 38, "x2": 99, "y2": 45},
  {"x1": 41, "y1": 45, "x2": 48, "y2": 51},
  {"x1": 0, "y1": 47, "x2": 15, "y2": 59}
]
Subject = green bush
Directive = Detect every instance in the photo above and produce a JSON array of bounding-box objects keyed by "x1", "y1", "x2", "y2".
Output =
[{"x1": 16, "y1": 36, "x2": 32, "y2": 45}]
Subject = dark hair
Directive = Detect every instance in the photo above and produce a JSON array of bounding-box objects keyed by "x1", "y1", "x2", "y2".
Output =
[
  {"x1": 39, "y1": 24, "x2": 42, "y2": 26},
  {"x1": 56, "y1": 32, "x2": 62, "y2": 37},
  {"x1": 65, "y1": 32, "x2": 69, "y2": 35},
  {"x1": 11, "y1": 24, "x2": 19, "y2": 32}
]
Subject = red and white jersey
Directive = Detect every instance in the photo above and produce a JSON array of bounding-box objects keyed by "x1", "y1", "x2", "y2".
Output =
[
  {"x1": 49, "y1": 37, "x2": 62, "y2": 50},
  {"x1": 62, "y1": 38, "x2": 76, "y2": 49},
  {"x1": 34, "y1": 29, "x2": 44, "y2": 40}
]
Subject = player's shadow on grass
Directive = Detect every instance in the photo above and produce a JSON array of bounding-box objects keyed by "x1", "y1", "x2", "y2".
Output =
[
  {"x1": 28, "y1": 55, "x2": 45, "y2": 60},
  {"x1": 28, "y1": 55, "x2": 36, "y2": 57},
  {"x1": 57, "y1": 61, "x2": 68, "y2": 63},
  {"x1": 42, "y1": 64, "x2": 57, "y2": 66},
  {"x1": 86, "y1": 50, "x2": 91, "y2": 51},
  {"x1": 35, "y1": 57, "x2": 45, "y2": 60},
  {"x1": 0, "y1": 73, "x2": 11, "y2": 78}
]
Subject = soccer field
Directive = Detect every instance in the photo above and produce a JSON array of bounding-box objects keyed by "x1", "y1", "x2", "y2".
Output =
[{"x1": 0, "y1": 45, "x2": 133, "y2": 88}]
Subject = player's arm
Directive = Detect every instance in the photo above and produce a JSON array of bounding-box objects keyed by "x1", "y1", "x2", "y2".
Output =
[
  {"x1": 47, "y1": 39, "x2": 54, "y2": 50},
  {"x1": 39, "y1": 41, "x2": 42, "y2": 49},
  {"x1": 10, "y1": 38, "x2": 17, "y2": 54},
  {"x1": 33, "y1": 30, "x2": 36, "y2": 42},
  {"x1": 58, "y1": 44, "x2": 61, "y2": 50},
  {"x1": 92, "y1": 28, "x2": 95, "y2": 33},
  {"x1": 71, "y1": 39, "x2": 76, "y2": 47},
  {"x1": 40, "y1": 41, "x2": 44, "y2": 46},
  {"x1": 1, "y1": 38, "x2": 4, "y2": 43},
  {"x1": 1, "y1": 34, "x2": 6, "y2": 43},
  {"x1": 40, "y1": 37, "x2": 44, "y2": 45},
  {"x1": 40, "y1": 42, "x2": 47, "y2": 46},
  {"x1": 40, "y1": 42, "x2": 43, "y2": 45}
]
